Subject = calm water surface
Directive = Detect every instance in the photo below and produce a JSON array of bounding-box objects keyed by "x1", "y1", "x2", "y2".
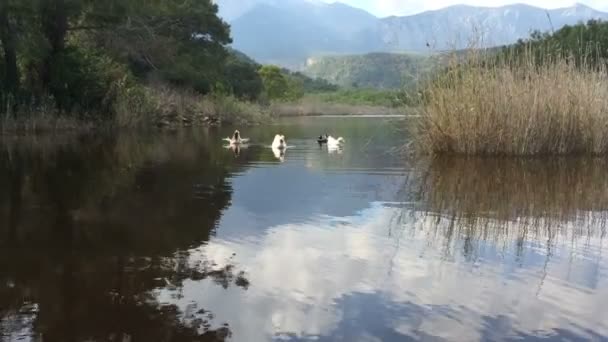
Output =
[{"x1": 1, "y1": 117, "x2": 607, "y2": 341}]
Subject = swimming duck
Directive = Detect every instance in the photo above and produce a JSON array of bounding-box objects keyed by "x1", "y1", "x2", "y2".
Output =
[
  {"x1": 327, "y1": 136, "x2": 345, "y2": 148},
  {"x1": 223, "y1": 130, "x2": 249, "y2": 144},
  {"x1": 272, "y1": 134, "x2": 287, "y2": 149}
]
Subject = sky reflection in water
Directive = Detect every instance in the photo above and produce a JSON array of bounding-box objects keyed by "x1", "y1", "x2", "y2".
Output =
[{"x1": 1, "y1": 117, "x2": 607, "y2": 341}]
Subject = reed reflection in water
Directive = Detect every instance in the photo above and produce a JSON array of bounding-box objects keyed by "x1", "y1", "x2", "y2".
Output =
[
  {"x1": 400, "y1": 157, "x2": 608, "y2": 340},
  {"x1": 1, "y1": 120, "x2": 608, "y2": 341},
  {"x1": 156, "y1": 155, "x2": 608, "y2": 341}
]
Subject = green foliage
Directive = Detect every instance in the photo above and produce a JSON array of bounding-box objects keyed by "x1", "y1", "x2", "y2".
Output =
[
  {"x1": 258, "y1": 65, "x2": 290, "y2": 101},
  {"x1": 283, "y1": 70, "x2": 337, "y2": 93},
  {"x1": 284, "y1": 75, "x2": 304, "y2": 101},
  {"x1": 256, "y1": 65, "x2": 330, "y2": 102},
  {"x1": 308, "y1": 89, "x2": 405, "y2": 108},
  {"x1": 222, "y1": 52, "x2": 263, "y2": 101},
  {"x1": 503, "y1": 19, "x2": 608, "y2": 67},
  {"x1": 45, "y1": 46, "x2": 133, "y2": 116},
  {"x1": 304, "y1": 52, "x2": 430, "y2": 89},
  {"x1": 0, "y1": 0, "x2": 240, "y2": 122}
]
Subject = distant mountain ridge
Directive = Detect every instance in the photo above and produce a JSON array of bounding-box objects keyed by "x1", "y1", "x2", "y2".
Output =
[
  {"x1": 215, "y1": 0, "x2": 608, "y2": 67},
  {"x1": 380, "y1": 3, "x2": 608, "y2": 51}
]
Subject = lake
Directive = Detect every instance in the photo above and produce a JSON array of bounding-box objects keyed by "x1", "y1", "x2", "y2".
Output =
[{"x1": 1, "y1": 116, "x2": 607, "y2": 342}]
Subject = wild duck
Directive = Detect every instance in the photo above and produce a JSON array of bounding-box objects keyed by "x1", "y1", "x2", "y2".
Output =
[
  {"x1": 272, "y1": 134, "x2": 287, "y2": 149},
  {"x1": 223, "y1": 130, "x2": 249, "y2": 144}
]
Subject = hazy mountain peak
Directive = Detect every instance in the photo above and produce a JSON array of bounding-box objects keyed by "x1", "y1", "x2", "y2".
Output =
[{"x1": 222, "y1": 0, "x2": 608, "y2": 67}]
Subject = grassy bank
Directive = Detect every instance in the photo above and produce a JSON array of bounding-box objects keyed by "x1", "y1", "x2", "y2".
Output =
[
  {"x1": 414, "y1": 50, "x2": 608, "y2": 155},
  {"x1": 114, "y1": 85, "x2": 272, "y2": 128},
  {"x1": 271, "y1": 101, "x2": 404, "y2": 117},
  {"x1": 271, "y1": 89, "x2": 413, "y2": 116},
  {"x1": 308, "y1": 89, "x2": 403, "y2": 107},
  {"x1": 0, "y1": 86, "x2": 273, "y2": 133}
]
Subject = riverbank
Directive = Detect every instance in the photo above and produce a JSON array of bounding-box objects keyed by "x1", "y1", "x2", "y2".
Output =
[
  {"x1": 0, "y1": 87, "x2": 273, "y2": 133},
  {"x1": 0, "y1": 90, "x2": 409, "y2": 133},
  {"x1": 270, "y1": 101, "x2": 406, "y2": 117},
  {"x1": 270, "y1": 89, "x2": 411, "y2": 116}
]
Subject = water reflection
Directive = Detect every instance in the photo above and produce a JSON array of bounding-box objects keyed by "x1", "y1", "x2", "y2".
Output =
[
  {"x1": 1, "y1": 118, "x2": 607, "y2": 342},
  {"x1": 0, "y1": 133, "x2": 250, "y2": 341},
  {"x1": 158, "y1": 154, "x2": 607, "y2": 341},
  {"x1": 225, "y1": 143, "x2": 249, "y2": 158},
  {"x1": 415, "y1": 156, "x2": 608, "y2": 222},
  {"x1": 271, "y1": 146, "x2": 285, "y2": 162}
]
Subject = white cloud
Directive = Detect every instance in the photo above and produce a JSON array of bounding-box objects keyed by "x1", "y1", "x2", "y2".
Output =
[
  {"x1": 157, "y1": 204, "x2": 608, "y2": 341},
  {"x1": 323, "y1": 0, "x2": 608, "y2": 17}
]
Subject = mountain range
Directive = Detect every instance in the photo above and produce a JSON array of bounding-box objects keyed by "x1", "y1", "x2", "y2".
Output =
[{"x1": 214, "y1": 1, "x2": 608, "y2": 67}]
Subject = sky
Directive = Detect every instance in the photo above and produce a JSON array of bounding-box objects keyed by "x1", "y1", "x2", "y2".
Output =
[{"x1": 321, "y1": 0, "x2": 608, "y2": 17}]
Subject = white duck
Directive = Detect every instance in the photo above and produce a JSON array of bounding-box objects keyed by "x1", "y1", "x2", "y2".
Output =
[
  {"x1": 272, "y1": 134, "x2": 287, "y2": 149},
  {"x1": 223, "y1": 130, "x2": 249, "y2": 145},
  {"x1": 327, "y1": 136, "x2": 345, "y2": 148}
]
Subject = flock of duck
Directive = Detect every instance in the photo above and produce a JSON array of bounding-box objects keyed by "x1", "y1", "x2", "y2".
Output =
[{"x1": 223, "y1": 130, "x2": 345, "y2": 161}]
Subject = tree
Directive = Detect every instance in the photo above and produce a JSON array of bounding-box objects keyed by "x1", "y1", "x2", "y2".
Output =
[
  {"x1": 94, "y1": 0, "x2": 231, "y2": 93},
  {"x1": 506, "y1": 20, "x2": 608, "y2": 69},
  {"x1": 258, "y1": 65, "x2": 288, "y2": 100},
  {"x1": 223, "y1": 55, "x2": 263, "y2": 100},
  {"x1": 1, "y1": 0, "x2": 238, "y2": 116},
  {"x1": 0, "y1": 0, "x2": 33, "y2": 99}
]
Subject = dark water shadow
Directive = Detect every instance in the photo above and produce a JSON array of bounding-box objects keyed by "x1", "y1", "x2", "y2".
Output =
[{"x1": 0, "y1": 132, "x2": 255, "y2": 341}]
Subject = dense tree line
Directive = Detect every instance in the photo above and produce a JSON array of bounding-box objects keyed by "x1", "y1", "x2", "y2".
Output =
[
  {"x1": 504, "y1": 19, "x2": 608, "y2": 67},
  {"x1": 0, "y1": 0, "x2": 241, "y2": 114},
  {"x1": 0, "y1": 0, "x2": 340, "y2": 120}
]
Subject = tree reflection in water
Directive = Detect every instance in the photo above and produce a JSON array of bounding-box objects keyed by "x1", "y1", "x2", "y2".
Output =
[{"x1": 0, "y1": 132, "x2": 252, "y2": 342}]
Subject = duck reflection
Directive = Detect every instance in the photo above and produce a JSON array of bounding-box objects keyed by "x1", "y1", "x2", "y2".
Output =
[
  {"x1": 224, "y1": 143, "x2": 248, "y2": 157},
  {"x1": 272, "y1": 146, "x2": 286, "y2": 162}
]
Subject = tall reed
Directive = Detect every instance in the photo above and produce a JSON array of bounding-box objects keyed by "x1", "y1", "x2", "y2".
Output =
[{"x1": 415, "y1": 48, "x2": 608, "y2": 155}]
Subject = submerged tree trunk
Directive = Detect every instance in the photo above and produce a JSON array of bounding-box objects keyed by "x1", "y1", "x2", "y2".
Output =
[{"x1": 0, "y1": 3, "x2": 20, "y2": 97}]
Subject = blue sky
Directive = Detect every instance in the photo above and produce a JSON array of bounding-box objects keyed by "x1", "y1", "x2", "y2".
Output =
[{"x1": 321, "y1": 0, "x2": 608, "y2": 16}]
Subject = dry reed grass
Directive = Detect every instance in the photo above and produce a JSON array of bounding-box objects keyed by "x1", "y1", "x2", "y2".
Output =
[
  {"x1": 415, "y1": 49, "x2": 608, "y2": 155},
  {"x1": 113, "y1": 85, "x2": 272, "y2": 128},
  {"x1": 0, "y1": 98, "x2": 94, "y2": 134}
]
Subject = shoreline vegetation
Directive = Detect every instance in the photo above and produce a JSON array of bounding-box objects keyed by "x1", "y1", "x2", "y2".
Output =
[
  {"x1": 1, "y1": 0, "x2": 401, "y2": 133},
  {"x1": 0, "y1": 1, "x2": 419, "y2": 133},
  {"x1": 270, "y1": 89, "x2": 412, "y2": 117},
  {"x1": 0, "y1": 87, "x2": 408, "y2": 133},
  {"x1": 414, "y1": 20, "x2": 608, "y2": 156},
  {"x1": 4, "y1": 0, "x2": 607, "y2": 158}
]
